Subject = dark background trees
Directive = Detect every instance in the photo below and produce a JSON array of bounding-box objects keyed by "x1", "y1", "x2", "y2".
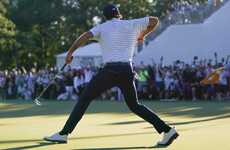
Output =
[{"x1": 0, "y1": 0, "x2": 177, "y2": 70}]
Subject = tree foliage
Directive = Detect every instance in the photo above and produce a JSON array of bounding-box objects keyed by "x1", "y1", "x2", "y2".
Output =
[
  {"x1": 1, "y1": 0, "x2": 174, "y2": 70},
  {"x1": 0, "y1": 0, "x2": 17, "y2": 70}
]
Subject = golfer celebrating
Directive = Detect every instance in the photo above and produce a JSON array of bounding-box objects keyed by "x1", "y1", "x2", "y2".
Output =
[{"x1": 44, "y1": 4, "x2": 179, "y2": 146}]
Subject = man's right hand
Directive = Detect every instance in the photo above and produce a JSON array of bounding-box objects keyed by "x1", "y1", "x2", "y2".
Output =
[{"x1": 65, "y1": 53, "x2": 73, "y2": 64}]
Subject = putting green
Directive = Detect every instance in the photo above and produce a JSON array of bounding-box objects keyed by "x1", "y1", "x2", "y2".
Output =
[{"x1": 0, "y1": 100, "x2": 230, "y2": 150}]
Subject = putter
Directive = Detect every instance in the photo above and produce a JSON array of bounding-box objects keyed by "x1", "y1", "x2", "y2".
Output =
[{"x1": 34, "y1": 58, "x2": 71, "y2": 106}]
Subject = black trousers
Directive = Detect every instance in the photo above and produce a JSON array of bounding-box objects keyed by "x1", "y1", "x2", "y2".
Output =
[{"x1": 60, "y1": 63, "x2": 171, "y2": 134}]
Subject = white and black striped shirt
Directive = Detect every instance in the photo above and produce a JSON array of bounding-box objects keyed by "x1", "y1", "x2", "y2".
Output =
[{"x1": 90, "y1": 17, "x2": 149, "y2": 64}]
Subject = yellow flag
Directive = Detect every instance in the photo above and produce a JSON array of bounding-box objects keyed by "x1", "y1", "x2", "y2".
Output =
[{"x1": 200, "y1": 72, "x2": 220, "y2": 84}]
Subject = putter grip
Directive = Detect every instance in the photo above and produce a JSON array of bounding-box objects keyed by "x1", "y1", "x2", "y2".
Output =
[
  {"x1": 61, "y1": 63, "x2": 67, "y2": 71},
  {"x1": 61, "y1": 56, "x2": 73, "y2": 71}
]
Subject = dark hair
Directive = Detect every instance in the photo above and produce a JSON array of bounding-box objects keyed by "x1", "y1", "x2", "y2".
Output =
[{"x1": 102, "y1": 4, "x2": 122, "y2": 20}]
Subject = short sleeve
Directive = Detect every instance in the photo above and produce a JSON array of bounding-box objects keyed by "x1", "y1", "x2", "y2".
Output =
[
  {"x1": 132, "y1": 17, "x2": 149, "y2": 33},
  {"x1": 89, "y1": 25, "x2": 101, "y2": 41}
]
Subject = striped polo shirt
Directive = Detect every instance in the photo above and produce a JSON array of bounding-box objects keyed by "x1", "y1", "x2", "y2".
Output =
[{"x1": 90, "y1": 17, "x2": 149, "y2": 64}]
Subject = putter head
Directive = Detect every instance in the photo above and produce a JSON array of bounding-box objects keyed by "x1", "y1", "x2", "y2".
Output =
[{"x1": 34, "y1": 99, "x2": 41, "y2": 106}]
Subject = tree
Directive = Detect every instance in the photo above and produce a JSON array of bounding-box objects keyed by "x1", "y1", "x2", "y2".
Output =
[
  {"x1": 0, "y1": 0, "x2": 17, "y2": 70},
  {"x1": 3, "y1": 0, "x2": 179, "y2": 70},
  {"x1": 6, "y1": 0, "x2": 65, "y2": 69}
]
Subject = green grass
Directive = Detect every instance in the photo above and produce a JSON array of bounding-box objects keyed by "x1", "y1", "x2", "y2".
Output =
[{"x1": 0, "y1": 99, "x2": 230, "y2": 150}]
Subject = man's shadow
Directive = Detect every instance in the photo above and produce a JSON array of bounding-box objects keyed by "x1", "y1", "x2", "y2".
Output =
[
  {"x1": 2, "y1": 141, "x2": 168, "y2": 150},
  {"x1": 3, "y1": 142, "x2": 56, "y2": 150}
]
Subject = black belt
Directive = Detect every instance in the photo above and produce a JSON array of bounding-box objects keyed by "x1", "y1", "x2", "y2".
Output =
[{"x1": 105, "y1": 62, "x2": 131, "y2": 66}]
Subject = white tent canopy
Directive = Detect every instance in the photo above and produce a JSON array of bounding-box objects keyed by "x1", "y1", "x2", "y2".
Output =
[
  {"x1": 56, "y1": 43, "x2": 102, "y2": 70},
  {"x1": 133, "y1": 1, "x2": 230, "y2": 66}
]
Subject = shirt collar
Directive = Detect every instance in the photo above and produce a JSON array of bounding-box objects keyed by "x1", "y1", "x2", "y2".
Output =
[{"x1": 107, "y1": 18, "x2": 120, "y2": 22}]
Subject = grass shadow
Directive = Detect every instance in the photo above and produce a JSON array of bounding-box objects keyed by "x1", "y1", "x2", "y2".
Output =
[
  {"x1": 2, "y1": 142, "x2": 56, "y2": 150},
  {"x1": 69, "y1": 131, "x2": 152, "y2": 140},
  {"x1": 0, "y1": 131, "x2": 152, "y2": 145},
  {"x1": 73, "y1": 145, "x2": 167, "y2": 150},
  {"x1": 1, "y1": 100, "x2": 230, "y2": 125},
  {"x1": 104, "y1": 113, "x2": 230, "y2": 127}
]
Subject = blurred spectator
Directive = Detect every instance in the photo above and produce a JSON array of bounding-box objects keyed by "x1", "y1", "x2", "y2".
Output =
[
  {"x1": 25, "y1": 72, "x2": 35, "y2": 96},
  {"x1": 56, "y1": 75, "x2": 68, "y2": 100},
  {"x1": 35, "y1": 70, "x2": 44, "y2": 98},
  {"x1": 17, "y1": 82, "x2": 25, "y2": 99},
  {"x1": 148, "y1": 82, "x2": 158, "y2": 100},
  {"x1": 137, "y1": 65, "x2": 148, "y2": 99},
  {"x1": 81, "y1": 60, "x2": 94, "y2": 89},
  {"x1": 110, "y1": 87, "x2": 119, "y2": 101},
  {"x1": 73, "y1": 70, "x2": 84, "y2": 97},
  {"x1": 204, "y1": 62, "x2": 216, "y2": 100},
  {"x1": 4, "y1": 70, "x2": 13, "y2": 99},
  {"x1": 0, "y1": 53, "x2": 229, "y2": 101},
  {"x1": 147, "y1": 64, "x2": 155, "y2": 85},
  {"x1": 190, "y1": 65, "x2": 198, "y2": 100},
  {"x1": 164, "y1": 65, "x2": 175, "y2": 99},
  {"x1": 182, "y1": 64, "x2": 192, "y2": 100},
  {"x1": 153, "y1": 62, "x2": 164, "y2": 99},
  {"x1": 65, "y1": 68, "x2": 74, "y2": 99},
  {"x1": 190, "y1": 65, "x2": 205, "y2": 100},
  {"x1": 23, "y1": 86, "x2": 32, "y2": 100},
  {"x1": 216, "y1": 64, "x2": 228, "y2": 100},
  {"x1": 168, "y1": 78, "x2": 182, "y2": 99},
  {"x1": 0, "y1": 72, "x2": 5, "y2": 99}
]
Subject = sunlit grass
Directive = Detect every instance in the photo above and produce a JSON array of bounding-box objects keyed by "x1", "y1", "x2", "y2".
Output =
[{"x1": 0, "y1": 100, "x2": 230, "y2": 150}]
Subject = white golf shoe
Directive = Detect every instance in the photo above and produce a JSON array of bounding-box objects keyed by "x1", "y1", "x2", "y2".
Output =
[
  {"x1": 157, "y1": 127, "x2": 179, "y2": 146},
  {"x1": 44, "y1": 132, "x2": 67, "y2": 143}
]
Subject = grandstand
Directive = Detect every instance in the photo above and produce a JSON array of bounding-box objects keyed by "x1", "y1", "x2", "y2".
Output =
[{"x1": 133, "y1": 1, "x2": 230, "y2": 65}]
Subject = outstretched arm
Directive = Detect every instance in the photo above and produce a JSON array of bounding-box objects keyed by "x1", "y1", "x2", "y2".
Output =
[
  {"x1": 226, "y1": 55, "x2": 230, "y2": 65},
  {"x1": 151, "y1": 58, "x2": 156, "y2": 71},
  {"x1": 65, "y1": 31, "x2": 94, "y2": 64},
  {"x1": 215, "y1": 64, "x2": 230, "y2": 73},
  {"x1": 136, "y1": 17, "x2": 159, "y2": 44},
  {"x1": 88, "y1": 60, "x2": 93, "y2": 70}
]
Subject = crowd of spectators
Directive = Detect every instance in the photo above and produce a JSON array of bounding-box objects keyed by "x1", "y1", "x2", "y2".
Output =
[
  {"x1": 161, "y1": 0, "x2": 229, "y2": 25},
  {"x1": 143, "y1": 0, "x2": 229, "y2": 49},
  {"x1": 0, "y1": 54, "x2": 229, "y2": 101},
  {"x1": 0, "y1": 0, "x2": 229, "y2": 101},
  {"x1": 134, "y1": 55, "x2": 230, "y2": 101}
]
